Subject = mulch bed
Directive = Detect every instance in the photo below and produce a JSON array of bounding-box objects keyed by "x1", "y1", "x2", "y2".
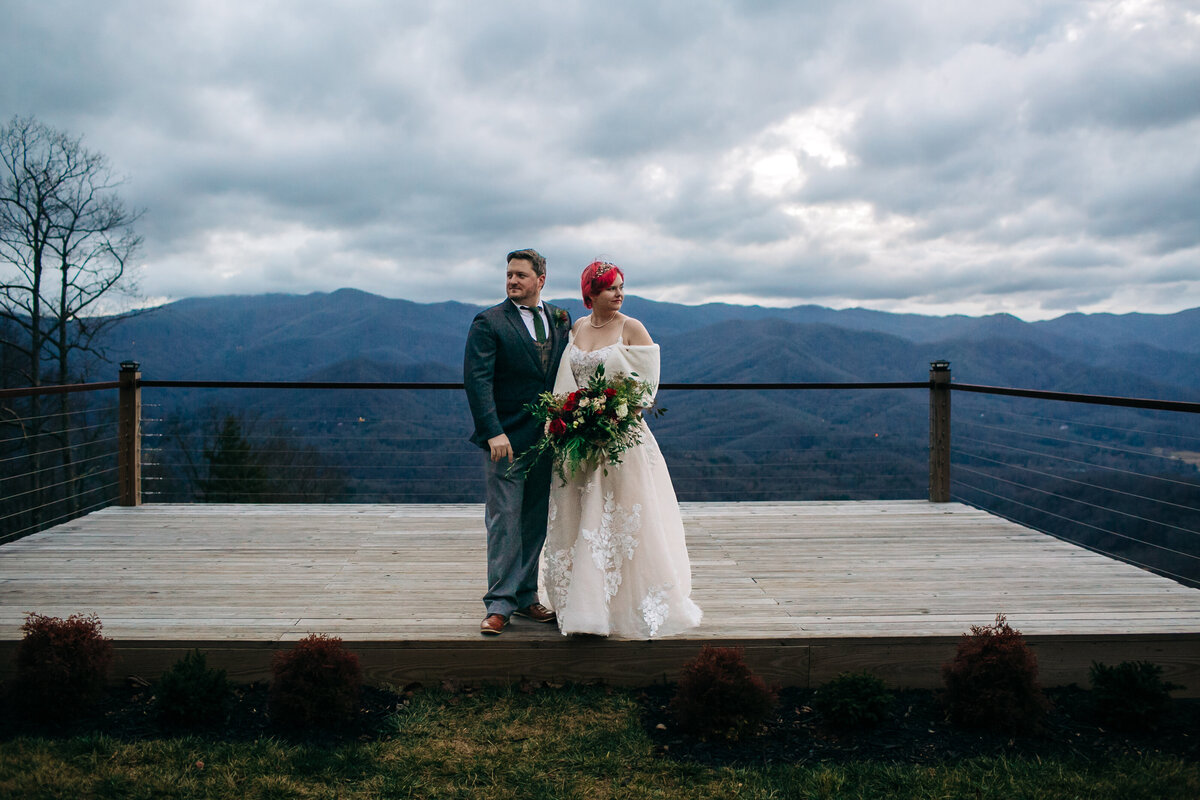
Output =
[
  {"x1": 3, "y1": 679, "x2": 1197, "y2": 767},
  {"x1": 0, "y1": 679, "x2": 406, "y2": 746},
  {"x1": 638, "y1": 684, "x2": 1200, "y2": 766}
]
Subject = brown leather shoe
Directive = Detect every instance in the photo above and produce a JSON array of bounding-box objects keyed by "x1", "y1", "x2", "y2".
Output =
[
  {"x1": 480, "y1": 614, "x2": 508, "y2": 635},
  {"x1": 513, "y1": 603, "x2": 557, "y2": 623}
]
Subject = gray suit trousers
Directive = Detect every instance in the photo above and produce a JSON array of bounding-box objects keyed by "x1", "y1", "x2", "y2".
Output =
[{"x1": 483, "y1": 454, "x2": 552, "y2": 617}]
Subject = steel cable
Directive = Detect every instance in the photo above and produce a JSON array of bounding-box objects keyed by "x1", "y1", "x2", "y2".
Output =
[
  {"x1": 0, "y1": 494, "x2": 119, "y2": 543},
  {"x1": 954, "y1": 433, "x2": 1200, "y2": 489},
  {"x1": 950, "y1": 480, "x2": 1199, "y2": 561},
  {"x1": 954, "y1": 463, "x2": 1200, "y2": 537},
  {"x1": 953, "y1": 450, "x2": 1198, "y2": 513},
  {"x1": 950, "y1": 489, "x2": 1195, "y2": 585},
  {"x1": 957, "y1": 418, "x2": 1196, "y2": 462}
]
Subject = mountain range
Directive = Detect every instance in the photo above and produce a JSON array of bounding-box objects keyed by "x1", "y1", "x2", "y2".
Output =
[{"x1": 98, "y1": 288, "x2": 1200, "y2": 400}]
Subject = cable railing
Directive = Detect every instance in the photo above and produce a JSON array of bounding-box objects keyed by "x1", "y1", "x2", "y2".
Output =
[
  {"x1": 138, "y1": 389, "x2": 929, "y2": 504},
  {"x1": 950, "y1": 390, "x2": 1200, "y2": 587},
  {"x1": 3, "y1": 361, "x2": 1198, "y2": 588},
  {"x1": 0, "y1": 389, "x2": 120, "y2": 543}
]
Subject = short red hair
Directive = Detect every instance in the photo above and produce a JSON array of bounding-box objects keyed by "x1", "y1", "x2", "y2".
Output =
[{"x1": 580, "y1": 261, "x2": 624, "y2": 309}]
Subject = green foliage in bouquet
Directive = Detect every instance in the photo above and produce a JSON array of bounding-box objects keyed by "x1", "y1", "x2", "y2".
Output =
[
  {"x1": 518, "y1": 363, "x2": 656, "y2": 483},
  {"x1": 1089, "y1": 660, "x2": 1180, "y2": 731},
  {"x1": 812, "y1": 670, "x2": 894, "y2": 731},
  {"x1": 154, "y1": 649, "x2": 233, "y2": 728}
]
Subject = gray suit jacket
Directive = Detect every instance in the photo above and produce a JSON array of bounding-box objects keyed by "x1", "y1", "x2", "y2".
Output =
[{"x1": 464, "y1": 300, "x2": 571, "y2": 455}]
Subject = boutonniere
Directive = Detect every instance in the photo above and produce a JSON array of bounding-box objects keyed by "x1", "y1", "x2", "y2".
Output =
[{"x1": 551, "y1": 307, "x2": 569, "y2": 326}]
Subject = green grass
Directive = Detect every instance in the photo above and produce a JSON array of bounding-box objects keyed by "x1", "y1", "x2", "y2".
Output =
[{"x1": 0, "y1": 685, "x2": 1195, "y2": 799}]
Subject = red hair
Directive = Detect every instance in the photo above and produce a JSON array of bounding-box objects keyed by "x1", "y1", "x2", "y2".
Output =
[{"x1": 580, "y1": 261, "x2": 624, "y2": 309}]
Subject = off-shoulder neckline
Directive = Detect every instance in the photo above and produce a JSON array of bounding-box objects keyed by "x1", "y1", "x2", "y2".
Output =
[{"x1": 571, "y1": 334, "x2": 621, "y2": 354}]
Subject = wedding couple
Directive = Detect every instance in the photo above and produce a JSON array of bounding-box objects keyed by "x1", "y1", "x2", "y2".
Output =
[{"x1": 464, "y1": 249, "x2": 702, "y2": 639}]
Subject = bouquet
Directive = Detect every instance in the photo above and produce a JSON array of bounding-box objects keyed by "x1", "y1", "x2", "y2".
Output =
[{"x1": 516, "y1": 363, "x2": 655, "y2": 483}]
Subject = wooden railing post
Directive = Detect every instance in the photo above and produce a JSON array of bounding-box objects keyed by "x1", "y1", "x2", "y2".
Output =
[
  {"x1": 118, "y1": 361, "x2": 142, "y2": 506},
  {"x1": 929, "y1": 360, "x2": 951, "y2": 502}
]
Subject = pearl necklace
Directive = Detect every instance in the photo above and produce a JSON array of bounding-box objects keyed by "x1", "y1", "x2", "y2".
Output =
[{"x1": 588, "y1": 313, "x2": 619, "y2": 328}]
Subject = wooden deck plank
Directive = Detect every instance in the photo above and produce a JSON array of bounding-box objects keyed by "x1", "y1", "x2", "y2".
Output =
[{"x1": 1, "y1": 501, "x2": 1198, "y2": 691}]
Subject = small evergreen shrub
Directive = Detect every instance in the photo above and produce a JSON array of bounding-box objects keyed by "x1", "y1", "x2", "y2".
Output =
[
  {"x1": 671, "y1": 645, "x2": 777, "y2": 741},
  {"x1": 11, "y1": 612, "x2": 113, "y2": 722},
  {"x1": 812, "y1": 671, "x2": 894, "y2": 731},
  {"x1": 1089, "y1": 660, "x2": 1180, "y2": 731},
  {"x1": 942, "y1": 613, "x2": 1047, "y2": 734},
  {"x1": 154, "y1": 649, "x2": 233, "y2": 727},
  {"x1": 269, "y1": 634, "x2": 362, "y2": 729}
]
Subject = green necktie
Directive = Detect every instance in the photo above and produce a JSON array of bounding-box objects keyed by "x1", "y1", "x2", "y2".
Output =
[{"x1": 525, "y1": 306, "x2": 547, "y2": 343}]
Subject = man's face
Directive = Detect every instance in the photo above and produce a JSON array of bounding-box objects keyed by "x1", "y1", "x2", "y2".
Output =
[{"x1": 506, "y1": 258, "x2": 545, "y2": 306}]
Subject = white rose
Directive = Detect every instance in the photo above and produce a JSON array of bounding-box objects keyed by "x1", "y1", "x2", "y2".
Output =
[
  {"x1": 615, "y1": 403, "x2": 628, "y2": 419},
  {"x1": 579, "y1": 396, "x2": 591, "y2": 408}
]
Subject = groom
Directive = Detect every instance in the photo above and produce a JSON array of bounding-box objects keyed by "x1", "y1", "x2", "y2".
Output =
[{"x1": 464, "y1": 248, "x2": 571, "y2": 635}]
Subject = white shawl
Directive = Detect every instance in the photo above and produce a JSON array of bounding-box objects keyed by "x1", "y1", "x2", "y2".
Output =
[{"x1": 552, "y1": 334, "x2": 660, "y2": 404}]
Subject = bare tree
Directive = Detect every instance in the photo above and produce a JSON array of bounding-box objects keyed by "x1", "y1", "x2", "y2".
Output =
[{"x1": 0, "y1": 115, "x2": 142, "y2": 531}]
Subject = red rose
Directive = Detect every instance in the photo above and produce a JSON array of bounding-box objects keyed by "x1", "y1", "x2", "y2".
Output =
[
  {"x1": 605, "y1": 388, "x2": 617, "y2": 397},
  {"x1": 563, "y1": 392, "x2": 579, "y2": 412},
  {"x1": 549, "y1": 418, "x2": 568, "y2": 436}
]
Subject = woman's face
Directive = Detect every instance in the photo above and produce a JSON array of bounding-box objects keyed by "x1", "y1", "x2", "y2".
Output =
[{"x1": 592, "y1": 277, "x2": 624, "y2": 314}]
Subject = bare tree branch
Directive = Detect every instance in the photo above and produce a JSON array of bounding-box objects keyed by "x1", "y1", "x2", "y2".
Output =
[{"x1": 1, "y1": 115, "x2": 143, "y2": 387}]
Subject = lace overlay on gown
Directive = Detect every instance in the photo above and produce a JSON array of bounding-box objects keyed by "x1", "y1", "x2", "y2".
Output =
[
  {"x1": 541, "y1": 335, "x2": 702, "y2": 639},
  {"x1": 569, "y1": 340, "x2": 617, "y2": 385}
]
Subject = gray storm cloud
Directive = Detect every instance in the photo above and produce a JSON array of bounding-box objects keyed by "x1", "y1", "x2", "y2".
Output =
[{"x1": 3, "y1": 0, "x2": 1198, "y2": 319}]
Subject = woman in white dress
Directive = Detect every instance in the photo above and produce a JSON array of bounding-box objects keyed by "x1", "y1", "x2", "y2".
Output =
[{"x1": 540, "y1": 261, "x2": 703, "y2": 639}]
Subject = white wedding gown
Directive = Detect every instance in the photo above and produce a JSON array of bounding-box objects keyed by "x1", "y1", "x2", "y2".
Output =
[{"x1": 540, "y1": 333, "x2": 703, "y2": 639}]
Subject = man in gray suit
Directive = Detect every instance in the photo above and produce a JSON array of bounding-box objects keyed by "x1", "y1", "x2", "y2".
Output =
[{"x1": 464, "y1": 249, "x2": 571, "y2": 635}]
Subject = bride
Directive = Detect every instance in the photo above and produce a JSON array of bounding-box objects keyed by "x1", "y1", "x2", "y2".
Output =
[{"x1": 540, "y1": 260, "x2": 702, "y2": 639}]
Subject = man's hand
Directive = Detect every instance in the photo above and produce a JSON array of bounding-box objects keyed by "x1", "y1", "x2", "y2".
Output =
[{"x1": 488, "y1": 433, "x2": 514, "y2": 463}]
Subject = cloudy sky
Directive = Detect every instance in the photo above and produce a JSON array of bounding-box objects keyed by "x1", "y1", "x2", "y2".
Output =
[{"x1": 4, "y1": 1, "x2": 1199, "y2": 320}]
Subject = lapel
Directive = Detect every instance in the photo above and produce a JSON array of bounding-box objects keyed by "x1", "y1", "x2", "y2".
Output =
[
  {"x1": 544, "y1": 302, "x2": 562, "y2": 356},
  {"x1": 502, "y1": 300, "x2": 543, "y2": 372}
]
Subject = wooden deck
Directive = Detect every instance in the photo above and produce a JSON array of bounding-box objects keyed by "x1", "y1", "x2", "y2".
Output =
[{"x1": 2, "y1": 501, "x2": 1198, "y2": 693}]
